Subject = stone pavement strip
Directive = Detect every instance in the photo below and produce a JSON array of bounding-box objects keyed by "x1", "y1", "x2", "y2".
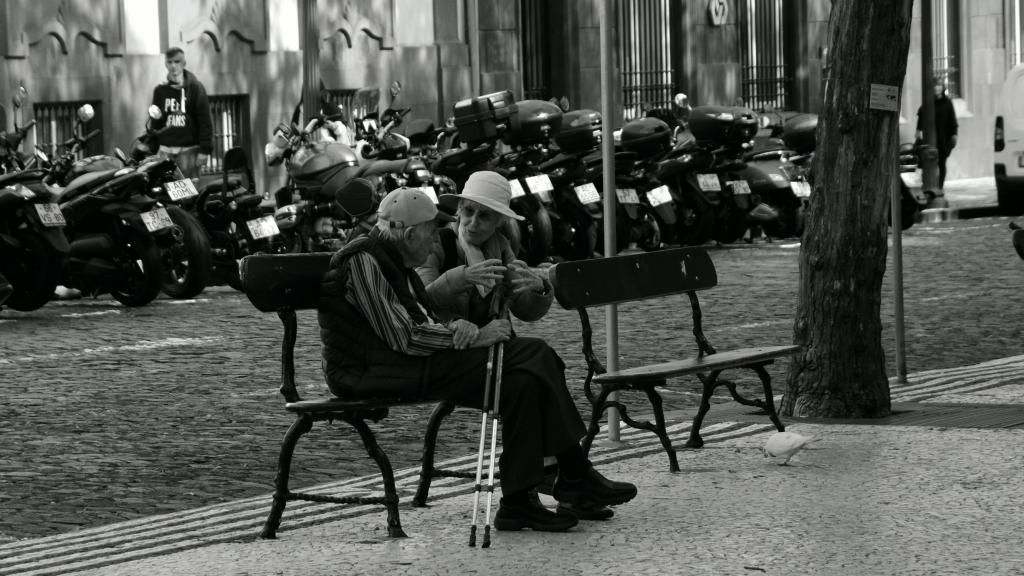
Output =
[{"x1": 1, "y1": 356, "x2": 1023, "y2": 576}]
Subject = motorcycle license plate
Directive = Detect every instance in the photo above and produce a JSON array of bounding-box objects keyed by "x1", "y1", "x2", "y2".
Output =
[
  {"x1": 646, "y1": 185, "x2": 673, "y2": 207},
  {"x1": 34, "y1": 203, "x2": 66, "y2": 227},
  {"x1": 697, "y1": 173, "x2": 721, "y2": 192},
  {"x1": 574, "y1": 183, "x2": 601, "y2": 205},
  {"x1": 509, "y1": 179, "x2": 527, "y2": 199},
  {"x1": 616, "y1": 188, "x2": 640, "y2": 205},
  {"x1": 900, "y1": 171, "x2": 922, "y2": 189},
  {"x1": 525, "y1": 174, "x2": 554, "y2": 203},
  {"x1": 141, "y1": 207, "x2": 174, "y2": 233},
  {"x1": 791, "y1": 180, "x2": 812, "y2": 199},
  {"x1": 727, "y1": 180, "x2": 752, "y2": 195},
  {"x1": 246, "y1": 215, "x2": 280, "y2": 240},
  {"x1": 164, "y1": 178, "x2": 199, "y2": 201},
  {"x1": 418, "y1": 186, "x2": 438, "y2": 203}
]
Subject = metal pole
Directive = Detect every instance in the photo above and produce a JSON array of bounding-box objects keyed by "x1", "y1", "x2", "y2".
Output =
[
  {"x1": 600, "y1": 0, "x2": 620, "y2": 442},
  {"x1": 891, "y1": 161, "x2": 907, "y2": 384},
  {"x1": 300, "y1": 0, "x2": 319, "y2": 124},
  {"x1": 919, "y1": 0, "x2": 939, "y2": 196}
]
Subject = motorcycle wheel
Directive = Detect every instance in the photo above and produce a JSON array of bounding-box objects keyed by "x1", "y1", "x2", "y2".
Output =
[
  {"x1": 159, "y1": 206, "x2": 213, "y2": 299},
  {"x1": 209, "y1": 230, "x2": 246, "y2": 292},
  {"x1": 0, "y1": 232, "x2": 62, "y2": 311},
  {"x1": 712, "y1": 203, "x2": 748, "y2": 244},
  {"x1": 634, "y1": 205, "x2": 663, "y2": 252},
  {"x1": 761, "y1": 197, "x2": 800, "y2": 239},
  {"x1": 675, "y1": 200, "x2": 715, "y2": 246},
  {"x1": 517, "y1": 206, "x2": 553, "y2": 266},
  {"x1": 109, "y1": 228, "x2": 163, "y2": 307}
]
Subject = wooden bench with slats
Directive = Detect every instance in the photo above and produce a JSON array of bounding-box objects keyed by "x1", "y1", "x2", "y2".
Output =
[
  {"x1": 549, "y1": 246, "x2": 800, "y2": 472},
  {"x1": 240, "y1": 252, "x2": 465, "y2": 539}
]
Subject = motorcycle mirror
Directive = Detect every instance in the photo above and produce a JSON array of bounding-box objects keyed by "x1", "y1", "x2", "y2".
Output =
[
  {"x1": 389, "y1": 81, "x2": 402, "y2": 100},
  {"x1": 335, "y1": 177, "x2": 377, "y2": 218},
  {"x1": 114, "y1": 147, "x2": 128, "y2": 164},
  {"x1": 77, "y1": 104, "x2": 95, "y2": 123},
  {"x1": 148, "y1": 105, "x2": 163, "y2": 120},
  {"x1": 34, "y1": 148, "x2": 48, "y2": 163},
  {"x1": 12, "y1": 85, "x2": 27, "y2": 109},
  {"x1": 672, "y1": 93, "x2": 691, "y2": 124}
]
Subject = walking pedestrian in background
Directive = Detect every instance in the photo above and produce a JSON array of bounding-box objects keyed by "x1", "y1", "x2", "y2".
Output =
[
  {"x1": 916, "y1": 77, "x2": 959, "y2": 192},
  {"x1": 151, "y1": 47, "x2": 214, "y2": 179}
]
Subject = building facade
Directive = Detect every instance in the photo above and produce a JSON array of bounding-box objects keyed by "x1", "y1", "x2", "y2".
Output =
[{"x1": 0, "y1": 0, "x2": 1015, "y2": 193}]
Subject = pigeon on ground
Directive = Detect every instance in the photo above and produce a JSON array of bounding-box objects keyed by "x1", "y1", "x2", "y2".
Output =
[{"x1": 762, "y1": 431, "x2": 816, "y2": 465}]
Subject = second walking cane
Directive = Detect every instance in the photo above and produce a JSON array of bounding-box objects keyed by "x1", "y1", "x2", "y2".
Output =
[{"x1": 468, "y1": 286, "x2": 511, "y2": 548}]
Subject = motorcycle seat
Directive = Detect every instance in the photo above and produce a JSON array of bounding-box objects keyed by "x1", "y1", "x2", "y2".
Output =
[
  {"x1": 356, "y1": 159, "x2": 410, "y2": 178},
  {"x1": 54, "y1": 169, "x2": 122, "y2": 203},
  {"x1": 0, "y1": 169, "x2": 48, "y2": 187}
]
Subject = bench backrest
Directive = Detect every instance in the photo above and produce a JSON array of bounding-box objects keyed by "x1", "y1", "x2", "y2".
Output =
[
  {"x1": 550, "y1": 247, "x2": 717, "y2": 310},
  {"x1": 240, "y1": 253, "x2": 333, "y2": 312}
]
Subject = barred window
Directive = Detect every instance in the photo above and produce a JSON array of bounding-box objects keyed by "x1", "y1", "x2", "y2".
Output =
[
  {"x1": 931, "y1": 0, "x2": 962, "y2": 98},
  {"x1": 617, "y1": 0, "x2": 673, "y2": 122},
  {"x1": 32, "y1": 100, "x2": 104, "y2": 159},
  {"x1": 207, "y1": 95, "x2": 250, "y2": 175},
  {"x1": 740, "y1": 0, "x2": 791, "y2": 111}
]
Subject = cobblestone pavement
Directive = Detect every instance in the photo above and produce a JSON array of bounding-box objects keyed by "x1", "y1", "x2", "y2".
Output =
[{"x1": 0, "y1": 186, "x2": 1022, "y2": 547}]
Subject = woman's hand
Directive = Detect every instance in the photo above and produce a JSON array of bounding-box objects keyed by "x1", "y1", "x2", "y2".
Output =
[
  {"x1": 449, "y1": 319, "x2": 480, "y2": 350},
  {"x1": 471, "y1": 319, "x2": 512, "y2": 348},
  {"x1": 507, "y1": 260, "x2": 546, "y2": 296},
  {"x1": 464, "y1": 258, "x2": 506, "y2": 288}
]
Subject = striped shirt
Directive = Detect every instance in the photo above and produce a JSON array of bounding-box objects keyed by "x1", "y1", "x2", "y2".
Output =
[{"x1": 345, "y1": 252, "x2": 454, "y2": 355}]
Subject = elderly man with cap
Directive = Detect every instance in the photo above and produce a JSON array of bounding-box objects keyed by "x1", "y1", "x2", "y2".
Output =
[{"x1": 319, "y1": 186, "x2": 637, "y2": 533}]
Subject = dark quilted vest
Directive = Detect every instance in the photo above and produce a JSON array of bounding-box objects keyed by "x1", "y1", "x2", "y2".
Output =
[{"x1": 318, "y1": 230, "x2": 439, "y2": 398}]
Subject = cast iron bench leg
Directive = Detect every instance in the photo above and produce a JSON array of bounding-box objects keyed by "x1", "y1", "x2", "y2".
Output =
[
  {"x1": 413, "y1": 401, "x2": 455, "y2": 507},
  {"x1": 581, "y1": 385, "x2": 615, "y2": 457},
  {"x1": 260, "y1": 414, "x2": 313, "y2": 539},
  {"x1": 685, "y1": 369, "x2": 724, "y2": 449},
  {"x1": 753, "y1": 364, "x2": 785, "y2": 432},
  {"x1": 346, "y1": 414, "x2": 408, "y2": 538},
  {"x1": 642, "y1": 385, "x2": 680, "y2": 472}
]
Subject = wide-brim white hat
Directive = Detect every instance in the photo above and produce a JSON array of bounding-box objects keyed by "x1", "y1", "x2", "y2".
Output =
[{"x1": 438, "y1": 170, "x2": 525, "y2": 221}]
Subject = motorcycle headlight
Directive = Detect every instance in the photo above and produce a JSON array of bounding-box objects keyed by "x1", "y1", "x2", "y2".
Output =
[{"x1": 415, "y1": 169, "x2": 431, "y2": 181}]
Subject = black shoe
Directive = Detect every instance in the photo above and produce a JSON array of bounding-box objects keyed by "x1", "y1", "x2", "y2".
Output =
[
  {"x1": 557, "y1": 498, "x2": 614, "y2": 521},
  {"x1": 494, "y1": 492, "x2": 578, "y2": 532},
  {"x1": 552, "y1": 467, "x2": 637, "y2": 507}
]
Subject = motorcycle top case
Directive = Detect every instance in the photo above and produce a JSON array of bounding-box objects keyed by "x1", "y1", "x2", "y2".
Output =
[
  {"x1": 554, "y1": 109, "x2": 602, "y2": 154},
  {"x1": 503, "y1": 99, "x2": 563, "y2": 146},
  {"x1": 453, "y1": 90, "x2": 517, "y2": 145},
  {"x1": 688, "y1": 106, "x2": 759, "y2": 148},
  {"x1": 620, "y1": 117, "x2": 672, "y2": 157},
  {"x1": 288, "y1": 141, "x2": 359, "y2": 189},
  {"x1": 782, "y1": 113, "x2": 817, "y2": 154}
]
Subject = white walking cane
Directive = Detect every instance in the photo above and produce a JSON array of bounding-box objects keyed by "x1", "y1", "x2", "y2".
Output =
[{"x1": 469, "y1": 289, "x2": 510, "y2": 548}]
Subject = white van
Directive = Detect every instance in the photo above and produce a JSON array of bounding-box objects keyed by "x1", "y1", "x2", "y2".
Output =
[{"x1": 994, "y1": 63, "x2": 1024, "y2": 214}]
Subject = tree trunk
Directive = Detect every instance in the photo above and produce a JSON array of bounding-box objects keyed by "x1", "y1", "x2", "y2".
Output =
[{"x1": 781, "y1": 0, "x2": 914, "y2": 418}]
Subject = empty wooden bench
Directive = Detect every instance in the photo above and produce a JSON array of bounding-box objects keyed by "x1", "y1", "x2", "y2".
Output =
[
  {"x1": 549, "y1": 247, "x2": 801, "y2": 472},
  {"x1": 240, "y1": 253, "x2": 468, "y2": 538}
]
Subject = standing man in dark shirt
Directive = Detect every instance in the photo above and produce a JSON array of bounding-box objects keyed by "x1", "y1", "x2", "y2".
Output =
[
  {"x1": 151, "y1": 47, "x2": 214, "y2": 178},
  {"x1": 916, "y1": 78, "x2": 959, "y2": 191}
]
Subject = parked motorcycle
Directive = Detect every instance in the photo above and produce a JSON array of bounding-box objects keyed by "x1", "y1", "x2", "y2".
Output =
[
  {"x1": 30, "y1": 105, "x2": 166, "y2": 306},
  {"x1": 265, "y1": 109, "x2": 365, "y2": 252},
  {"x1": 780, "y1": 113, "x2": 925, "y2": 233}
]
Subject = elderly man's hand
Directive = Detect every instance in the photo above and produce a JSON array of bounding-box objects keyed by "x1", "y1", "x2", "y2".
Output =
[
  {"x1": 449, "y1": 319, "x2": 480, "y2": 350},
  {"x1": 471, "y1": 319, "x2": 511, "y2": 348},
  {"x1": 464, "y1": 259, "x2": 506, "y2": 288},
  {"x1": 508, "y1": 260, "x2": 546, "y2": 296}
]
